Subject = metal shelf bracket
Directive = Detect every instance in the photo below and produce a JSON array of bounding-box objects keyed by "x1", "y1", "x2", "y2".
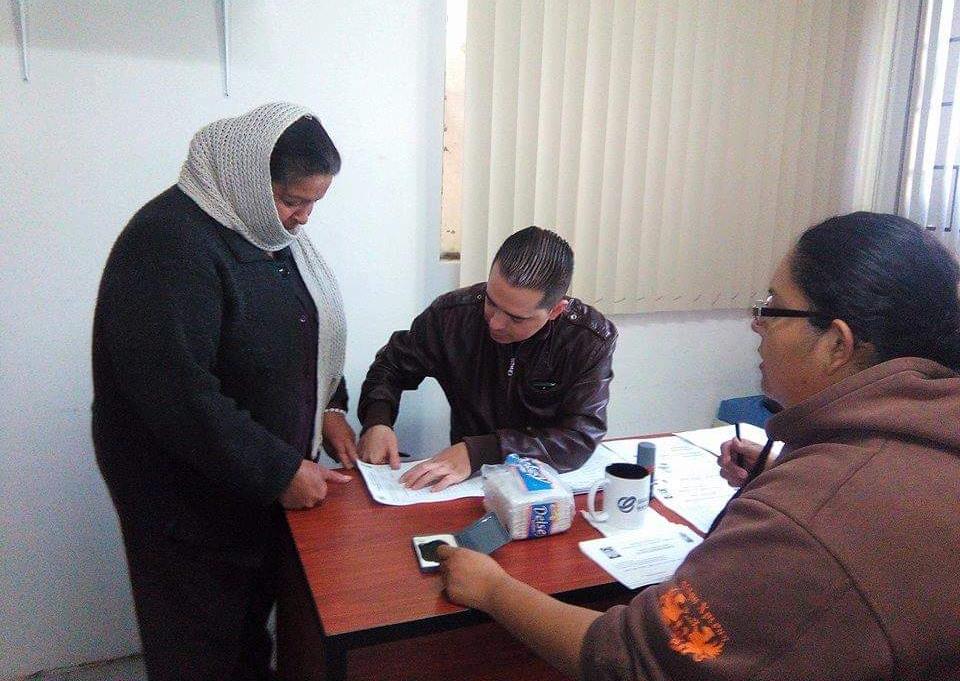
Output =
[
  {"x1": 220, "y1": 0, "x2": 230, "y2": 96},
  {"x1": 16, "y1": 0, "x2": 29, "y2": 81}
]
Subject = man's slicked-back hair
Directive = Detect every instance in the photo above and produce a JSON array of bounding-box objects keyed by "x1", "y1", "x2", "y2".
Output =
[{"x1": 492, "y1": 226, "x2": 574, "y2": 308}]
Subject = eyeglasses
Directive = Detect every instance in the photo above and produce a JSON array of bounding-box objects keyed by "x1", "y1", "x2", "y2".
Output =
[{"x1": 752, "y1": 294, "x2": 815, "y2": 321}]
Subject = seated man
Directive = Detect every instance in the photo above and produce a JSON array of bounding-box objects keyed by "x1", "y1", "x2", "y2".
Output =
[{"x1": 357, "y1": 226, "x2": 618, "y2": 491}]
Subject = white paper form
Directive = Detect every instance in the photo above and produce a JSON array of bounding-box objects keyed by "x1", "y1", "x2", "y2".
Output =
[
  {"x1": 598, "y1": 436, "x2": 672, "y2": 463},
  {"x1": 650, "y1": 437, "x2": 738, "y2": 533},
  {"x1": 579, "y1": 506, "x2": 678, "y2": 538},
  {"x1": 355, "y1": 460, "x2": 485, "y2": 505},
  {"x1": 579, "y1": 526, "x2": 703, "y2": 589},
  {"x1": 555, "y1": 444, "x2": 634, "y2": 493},
  {"x1": 677, "y1": 424, "x2": 783, "y2": 458}
]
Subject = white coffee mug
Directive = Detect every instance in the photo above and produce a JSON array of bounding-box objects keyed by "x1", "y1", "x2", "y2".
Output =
[{"x1": 587, "y1": 463, "x2": 651, "y2": 529}]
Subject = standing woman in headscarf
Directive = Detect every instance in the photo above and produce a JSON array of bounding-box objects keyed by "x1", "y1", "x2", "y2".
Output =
[{"x1": 93, "y1": 103, "x2": 355, "y2": 680}]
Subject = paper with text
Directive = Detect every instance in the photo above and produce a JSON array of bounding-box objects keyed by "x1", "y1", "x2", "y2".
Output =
[
  {"x1": 597, "y1": 436, "x2": 672, "y2": 464},
  {"x1": 580, "y1": 506, "x2": 678, "y2": 538},
  {"x1": 650, "y1": 437, "x2": 738, "y2": 533},
  {"x1": 677, "y1": 423, "x2": 783, "y2": 459},
  {"x1": 556, "y1": 443, "x2": 635, "y2": 493},
  {"x1": 355, "y1": 460, "x2": 485, "y2": 505},
  {"x1": 579, "y1": 526, "x2": 703, "y2": 589}
]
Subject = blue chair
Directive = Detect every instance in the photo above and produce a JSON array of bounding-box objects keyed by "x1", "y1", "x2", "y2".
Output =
[{"x1": 716, "y1": 395, "x2": 775, "y2": 428}]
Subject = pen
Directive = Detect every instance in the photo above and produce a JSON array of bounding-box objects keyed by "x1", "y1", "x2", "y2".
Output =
[
  {"x1": 745, "y1": 438, "x2": 775, "y2": 485},
  {"x1": 734, "y1": 422, "x2": 743, "y2": 467}
]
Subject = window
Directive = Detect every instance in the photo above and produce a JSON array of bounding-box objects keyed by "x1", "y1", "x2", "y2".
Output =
[
  {"x1": 899, "y1": 0, "x2": 960, "y2": 248},
  {"x1": 453, "y1": 1, "x2": 896, "y2": 313},
  {"x1": 441, "y1": 0, "x2": 467, "y2": 260}
]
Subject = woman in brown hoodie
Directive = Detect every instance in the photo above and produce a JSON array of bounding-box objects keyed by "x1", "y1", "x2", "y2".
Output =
[{"x1": 437, "y1": 212, "x2": 960, "y2": 680}]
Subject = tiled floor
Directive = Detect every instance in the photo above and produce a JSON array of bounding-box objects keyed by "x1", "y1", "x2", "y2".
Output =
[
  {"x1": 26, "y1": 609, "x2": 280, "y2": 679},
  {"x1": 24, "y1": 656, "x2": 146, "y2": 681}
]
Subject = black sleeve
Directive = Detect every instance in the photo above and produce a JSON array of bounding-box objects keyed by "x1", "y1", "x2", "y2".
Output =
[{"x1": 357, "y1": 304, "x2": 443, "y2": 430}]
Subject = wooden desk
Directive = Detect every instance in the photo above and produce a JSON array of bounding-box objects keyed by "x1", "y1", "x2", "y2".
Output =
[{"x1": 277, "y1": 439, "x2": 694, "y2": 680}]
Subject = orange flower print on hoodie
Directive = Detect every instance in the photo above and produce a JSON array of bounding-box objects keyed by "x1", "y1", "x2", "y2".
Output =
[{"x1": 658, "y1": 580, "x2": 729, "y2": 662}]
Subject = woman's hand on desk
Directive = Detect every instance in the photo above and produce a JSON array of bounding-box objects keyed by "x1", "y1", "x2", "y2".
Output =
[
  {"x1": 279, "y1": 460, "x2": 351, "y2": 509},
  {"x1": 436, "y1": 545, "x2": 507, "y2": 611},
  {"x1": 322, "y1": 411, "x2": 358, "y2": 468},
  {"x1": 718, "y1": 437, "x2": 763, "y2": 487}
]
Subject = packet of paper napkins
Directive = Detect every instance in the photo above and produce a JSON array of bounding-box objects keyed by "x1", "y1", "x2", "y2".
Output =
[{"x1": 481, "y1": 454, "x2": 575, "y2": 540}]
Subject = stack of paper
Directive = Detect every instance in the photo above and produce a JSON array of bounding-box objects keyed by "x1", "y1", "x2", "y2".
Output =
[
  {"x1": 553, "y1": 442, "x2": 636, "y2": 493},
  {"x1": 356, "y1": 428, "x2": 762, "y2": 526}
]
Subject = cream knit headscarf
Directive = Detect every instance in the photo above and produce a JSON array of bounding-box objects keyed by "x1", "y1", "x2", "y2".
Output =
[{"x1": 178, "y1": 102, "x2": 347, "y2": 460}]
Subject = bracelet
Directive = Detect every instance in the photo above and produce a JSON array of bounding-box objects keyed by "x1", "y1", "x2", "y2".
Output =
[{"x1": 324, "y1": 408, "x2": 347, "y2": 416}]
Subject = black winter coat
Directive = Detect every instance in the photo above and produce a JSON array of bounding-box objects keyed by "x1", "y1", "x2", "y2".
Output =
[{"x1": 92, "y1": 186, "x2": 345, "y2": 562}]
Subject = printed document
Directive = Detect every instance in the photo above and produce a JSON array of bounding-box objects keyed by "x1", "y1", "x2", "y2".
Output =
[
  {"x1": 596, "y1": 436, "x2": 672, "y2": 465},
  {"x1": 677, "y1": 423, "x2": 784, "y2": 458},
  {"x1": 356, "y1": 460, "x2": 485, "y2": 505},
  {"x1": 556, "y1": 442, "x2": 636, "y2": 493},
  {"x1": 580, "y1": 506, "x2": 678, "y2": 538},
  {"x1": 649, "y1": 437, "x2": 737, "y2": 533},
  {"x1": 580, "y1": 526, "x2": 703, "y2": 589}
]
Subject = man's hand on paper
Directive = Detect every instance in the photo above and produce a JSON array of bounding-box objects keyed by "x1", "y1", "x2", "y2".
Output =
[
  {"x1": 436, "y1": 544, "x2": 507, "y2": 610},
  {"x1": 279, "y1": 460, "x2": 351, "y2": 509},
  {"x1": 357, "y1": 424, "x2": 401, "y2": 469},
  {"x1": 399, "y1": 443, "x2": 471, "y2": 492},
  {"x1": 322, "y1": 411, "x2": 357, "y2": 468},
  {"x1": 717, "y1": 437, "x2": 763, "y2": 487}
]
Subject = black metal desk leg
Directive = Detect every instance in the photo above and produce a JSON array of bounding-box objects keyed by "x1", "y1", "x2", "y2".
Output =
[{"x1": 324, "y1": 640, "x2": 347, "y2": 681}]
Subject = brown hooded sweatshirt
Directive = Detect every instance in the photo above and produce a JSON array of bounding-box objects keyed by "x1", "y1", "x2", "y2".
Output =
[{"x1": 581, "y1": 357, "x2": 960, "y2": 680}]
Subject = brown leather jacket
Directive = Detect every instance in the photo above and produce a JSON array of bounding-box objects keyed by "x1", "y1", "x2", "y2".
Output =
[{"x1": 358, "y1": 283, "x2": 617, "y2": 472}]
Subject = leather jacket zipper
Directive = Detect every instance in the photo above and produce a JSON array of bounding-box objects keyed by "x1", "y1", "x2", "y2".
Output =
[{"x1": 506, "y1": 348, "x2": 517, "y2": 422}]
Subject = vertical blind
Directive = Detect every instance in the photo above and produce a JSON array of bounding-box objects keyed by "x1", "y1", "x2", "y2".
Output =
[
  {"x1": 459, "y1": 0, "x2": 896, "y2": 314},
  {"x1": 900, "y1": 0, "x2": 960, "y2": 251}
]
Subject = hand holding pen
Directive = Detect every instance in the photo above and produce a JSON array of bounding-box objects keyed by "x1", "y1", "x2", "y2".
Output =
[{"x1": 717, "y1": 425, "x2": 766, "y2": 488}]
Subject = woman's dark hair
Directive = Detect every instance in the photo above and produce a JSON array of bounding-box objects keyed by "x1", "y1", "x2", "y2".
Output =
[
  {"x1": 270, "y1": 115, "x2": 341, "y2": 186},
  {"x1": 792, "y1": 211, "x2": 960, "y2": 371},
  {"x1": 492, "y1": 226, "x2": 574, "y2": 308}
]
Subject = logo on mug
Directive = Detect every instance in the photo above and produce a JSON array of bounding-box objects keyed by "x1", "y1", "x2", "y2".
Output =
[{"x1": 617, "y1": 496, "x2": 638, "y2": 513}]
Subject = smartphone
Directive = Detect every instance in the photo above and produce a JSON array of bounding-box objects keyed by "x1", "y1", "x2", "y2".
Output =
[{"x1": 454, "y1": 512, "x2": 511, "y2": 554}]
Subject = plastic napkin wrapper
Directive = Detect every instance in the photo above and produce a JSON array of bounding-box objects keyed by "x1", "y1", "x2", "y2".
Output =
[{"x1": 481, "y1": 454, "x2": 575, "y2": 540}]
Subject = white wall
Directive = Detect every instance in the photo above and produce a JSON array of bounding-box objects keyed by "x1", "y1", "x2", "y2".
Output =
[{"x1": 0, "y1": 2, "x2": 758, "y2": 677}]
